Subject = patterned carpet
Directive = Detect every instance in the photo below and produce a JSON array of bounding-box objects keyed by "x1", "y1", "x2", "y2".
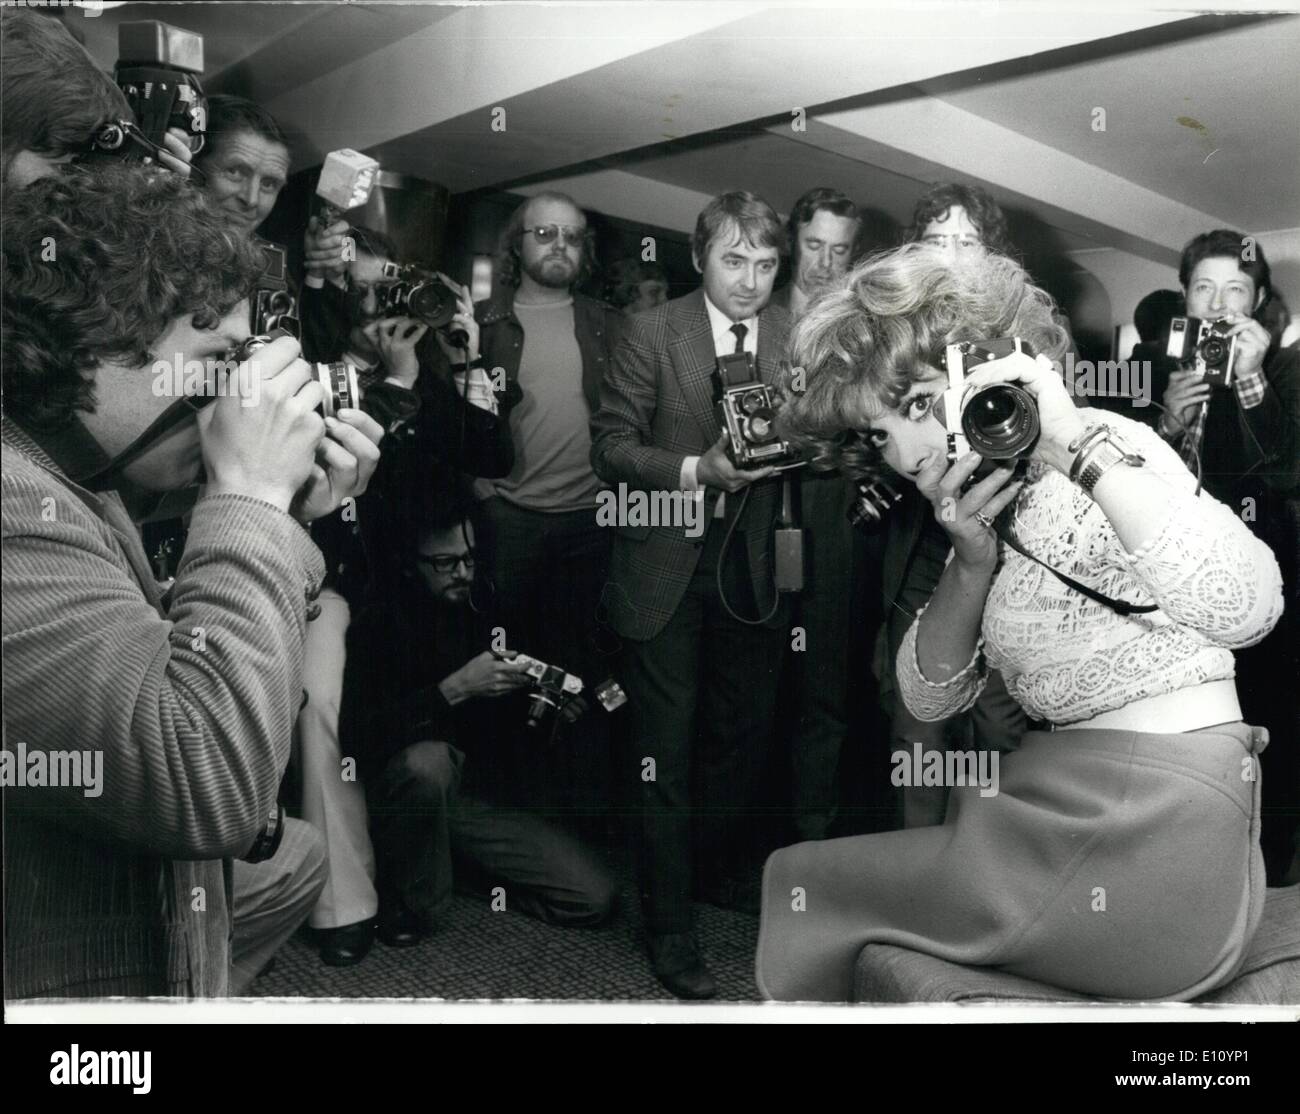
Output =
[{"x1": 249, "y1": 862, "x2": 763, "y2": 1001}]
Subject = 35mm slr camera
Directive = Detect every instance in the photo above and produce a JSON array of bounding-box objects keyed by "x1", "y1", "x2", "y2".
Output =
[
  {"x1": 375, "y1": 263, "x2": 468, "y2": 346},
  {"x1": 936, "y1": 336, "x2": 1041, "y2": 486},
  {"x1": 491, "y1": 651, "x2": 627, "y2": 734},
  {"x1": 1166, "y1": 316, "x2": 1239, "y2": 388}
]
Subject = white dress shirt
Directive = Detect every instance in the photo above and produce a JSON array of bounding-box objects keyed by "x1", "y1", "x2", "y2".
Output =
[{"x1": 679, "y1": 293, "x2": 759, "y2": 498}]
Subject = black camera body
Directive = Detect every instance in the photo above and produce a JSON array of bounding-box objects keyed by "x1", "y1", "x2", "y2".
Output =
[
  {"x1": 375, "y1": 263, "x2": 462, "y2": 336},
  {"x1": 938, "y1": 337, "x2": 1040, "y2": 486},
  {"x1": 714, "y1": 352, "x2": 802, "y2": 471},
  {"x1": 1166, "y1": 315, "x2": 1238, "y2": 388},
  {"x1": 251, "y1": 241, "x2": 298, "y2": 337},
  {"x1": 848, "y1": 474, "x2": 903, "y2": 530},
  {"x1": 113, "y1": 21, "x2": 207, "y2": 155}
]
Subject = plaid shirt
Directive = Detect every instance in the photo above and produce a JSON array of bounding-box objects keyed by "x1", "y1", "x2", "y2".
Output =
[{"x1": 1165, "y1": 361, "x2": 1269, "y2": 469}]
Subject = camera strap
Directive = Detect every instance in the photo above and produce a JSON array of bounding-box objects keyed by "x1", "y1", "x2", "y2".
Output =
[
  {"x1": 992, "y1": 518, "x2": 1158, "y2": 618},
  {"x1": 72, "y1": 399, "x2": 202, "y2": 491}
]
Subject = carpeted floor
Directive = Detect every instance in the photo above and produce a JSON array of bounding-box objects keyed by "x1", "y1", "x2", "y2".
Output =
[{"x1": 249, "y1": 865, "x2": 763, "y2": 1001}]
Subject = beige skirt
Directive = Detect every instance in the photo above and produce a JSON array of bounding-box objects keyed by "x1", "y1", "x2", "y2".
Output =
[{"x1": 756, "y1": 722, "x2": 1268, "y2": 1001}]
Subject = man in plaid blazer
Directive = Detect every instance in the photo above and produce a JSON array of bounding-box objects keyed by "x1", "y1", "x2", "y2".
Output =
[{"x1": 591, "y1": 191, "x2": 792, "y2": 997}]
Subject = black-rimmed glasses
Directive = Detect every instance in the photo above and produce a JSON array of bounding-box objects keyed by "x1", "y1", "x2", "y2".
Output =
[{"x1": 416, "y1": 551, "x2": 477, "y2": 573}]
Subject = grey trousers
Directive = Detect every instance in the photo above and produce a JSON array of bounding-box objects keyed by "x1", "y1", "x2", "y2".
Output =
[
  {"x1": 369, "y1": 741, "x2": 618, "y2": 928},
  {"x1": 230, "y1": 817, "x2": 327, "y2": 994}
]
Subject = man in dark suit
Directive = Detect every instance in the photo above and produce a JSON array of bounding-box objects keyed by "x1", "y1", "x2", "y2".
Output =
[
  {"x1": 769, "y1": 187, "x2": 865, "y2": 842},
  {"x1": 591, "y1": 191, "x2": 791, "y2": 998}
]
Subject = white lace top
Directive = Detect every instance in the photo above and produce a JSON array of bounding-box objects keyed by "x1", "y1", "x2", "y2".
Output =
[{"x1": 897, "y1": 412, "x2": 1284, "y2": 725}]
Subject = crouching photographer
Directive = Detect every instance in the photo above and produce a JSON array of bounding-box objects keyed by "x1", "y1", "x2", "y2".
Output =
[
  {"x1": 2, "y1": 164, "x2": 383, "y2": 997},
  {"x1": 757, "y1": 244, "x2": 1284, "y2": 1002},
  {"x1": 285, "y1": 222, "x2": 519, "y2": 967},
  {"x1": 339, "y1": 492, "x2": 617, "y2": 946}
]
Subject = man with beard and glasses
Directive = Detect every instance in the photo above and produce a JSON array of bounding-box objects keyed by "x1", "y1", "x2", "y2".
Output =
[
  {"x1": 288, "y1": 224, "x2": 519, "y2": 966},
  {"x1": 474, "y1": 192, "x2": 624, "y2": 839},
  {"x1": 340, "y1": 497, "x2": 617, "y2": 939}
]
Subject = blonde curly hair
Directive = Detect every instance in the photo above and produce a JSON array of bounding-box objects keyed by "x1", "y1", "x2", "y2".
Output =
[{"x1": 776, "y1": 244, "x2": 1070, "y2": 479}]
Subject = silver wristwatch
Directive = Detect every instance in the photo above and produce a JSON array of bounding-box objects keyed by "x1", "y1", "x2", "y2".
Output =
[{"x1": 1076, "y1": 431, "x2": 1145, "y2": 497}]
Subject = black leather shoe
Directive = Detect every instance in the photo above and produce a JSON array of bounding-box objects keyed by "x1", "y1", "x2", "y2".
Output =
[
  {"x1": 378, "y1": 899, "x2": 427, "y2": 948},
  {"x1": 647, "y1": 931, "x2": 718, "y2": 999},
  {"x1": 318, "y1": 919, "x2": 375, "y2": 967}
]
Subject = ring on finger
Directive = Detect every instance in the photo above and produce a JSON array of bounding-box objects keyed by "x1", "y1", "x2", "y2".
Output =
[{"x1": 974, "y1": 510, "x2": 995, "y2": 530}]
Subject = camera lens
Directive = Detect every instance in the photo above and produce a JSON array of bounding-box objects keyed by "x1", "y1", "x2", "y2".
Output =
[
  {"x1": 525, "y1": 691, "x2": 559, "y2": 730},
  {"x1": 1200, "y1": 337, "x2": 1226, "y2": 365},
  {"x1": 314, "y1": 361, "x2": 360, "y2": 419},
  {"x1": 404, "y1": 281, "x2": 457, "y2": 330},
  {"x1": 961, "y1": 383, "x2": 1040, "y2": 459},
  {"x1": 743, "y1": 409, "x2": 777, "y2": 443}
]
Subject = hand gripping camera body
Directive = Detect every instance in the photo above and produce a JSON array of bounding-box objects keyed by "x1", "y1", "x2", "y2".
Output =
[
  {"x1": 92, "y1": 21, "x2": 208, "y2": 173},
  {"x1": 491, "y1": 651, "x2": 628, "y2": 734},
  {"x1": 235, "y1": 329, "x2": 360, "y2": 420},
  {"x1": 936, "y1": 336, "x2": 1042, "y2": 487},
  {"x1": 1166, "y1": 316, "x2": 1239, "y2": 389},
  {"x1": 374, "y1": 262, "x2": 468, "y2": 346},
  {"x1": 114, "y1": 21, "x2": 207, "y2": 154}
]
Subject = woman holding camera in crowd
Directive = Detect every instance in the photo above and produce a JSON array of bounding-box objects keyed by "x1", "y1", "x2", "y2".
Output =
[{"x1": 757, "y1": 245, "x2": 1283, "y2": 1001}]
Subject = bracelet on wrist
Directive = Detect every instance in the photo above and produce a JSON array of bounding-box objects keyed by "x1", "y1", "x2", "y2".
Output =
[
  {"x1": 1073, "y1": 431, "x2": 1145, "y2": 498},
  {"x1": 1066, "y1": 425, "x2": 1110, "y2": 483}
]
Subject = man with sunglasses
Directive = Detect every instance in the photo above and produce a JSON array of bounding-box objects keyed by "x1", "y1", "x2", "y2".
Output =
[
  {"x1": 475, "y1": 191, "x2": 624, "y2": 840},
  {"x1": 2, "y1": 164, "x2": 384, "y2": 998},
  {"x1": 340, "y1": 499, "x2": 617, "y2": 940}
]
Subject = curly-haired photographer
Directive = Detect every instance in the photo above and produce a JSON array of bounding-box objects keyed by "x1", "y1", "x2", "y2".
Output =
[
  {"x1": 759, "y1": 245, "x2": 1283, "y2": 1001},
  {"x1": 2, "y1": 163, "x2": 383, "y2": 997}
]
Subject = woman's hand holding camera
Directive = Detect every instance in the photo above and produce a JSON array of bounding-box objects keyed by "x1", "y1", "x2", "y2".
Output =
[
  {"x1": 917, "y1": 451, "x2": 1022, "y2": 572},
  {"x1": 959, "y1": 350, "x2": 1086, "y2": 476},
  {"x1": 200, "y1": 334, "x2": 382, "y2": 521}
]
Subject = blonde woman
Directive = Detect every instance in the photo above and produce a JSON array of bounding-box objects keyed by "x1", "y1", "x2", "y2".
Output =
[{"x1": 758, "y1": 246, "x2": 1283, "y2": 1001}]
